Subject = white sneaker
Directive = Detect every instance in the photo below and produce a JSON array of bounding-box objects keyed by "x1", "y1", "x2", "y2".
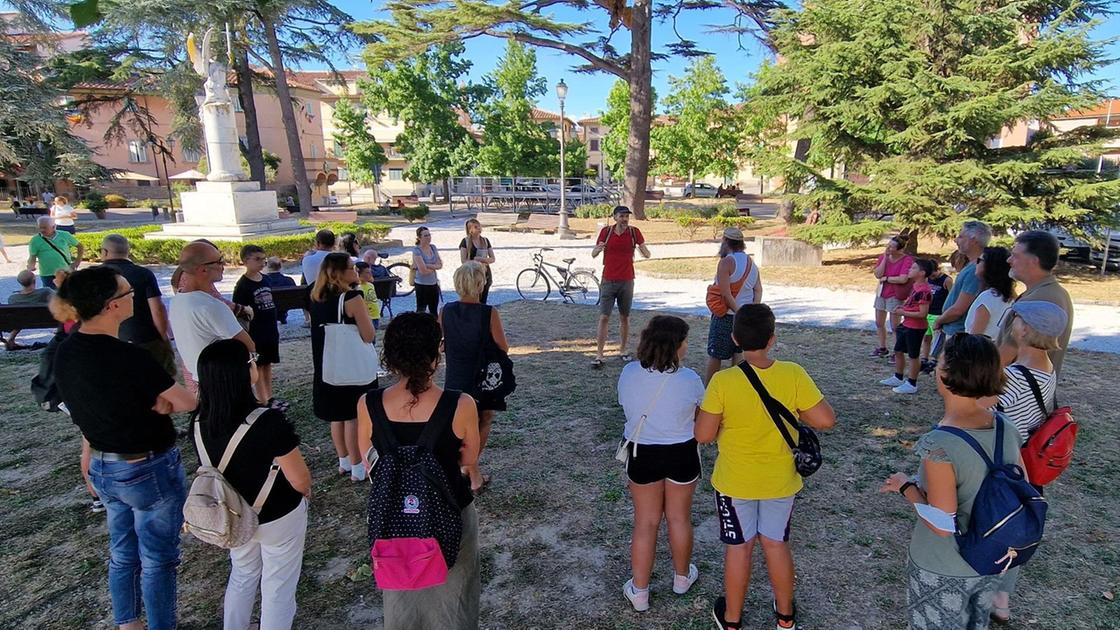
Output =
[
  {"x1": 623, "y1": 579, "x2": 650, "y2": 612},
  {"x1": 879, "y1": 375, "x2": 904, "y2": 387},
  {"x1": 673, "y1": 564, "x2": 699, "y2": 595},
  {"x1": 893, "y1": 381, "x2": 919, "y2": 395}
]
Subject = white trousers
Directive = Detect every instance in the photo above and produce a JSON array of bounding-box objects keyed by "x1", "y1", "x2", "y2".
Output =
[{"x1": 223, "y1": 498, "x2": 309, "y2": 630}]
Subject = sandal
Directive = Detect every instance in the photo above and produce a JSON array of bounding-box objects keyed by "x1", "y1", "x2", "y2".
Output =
[
  {"x1": 619, "y1": 353, "x2": 633, "y2": 362},
  {"x1": 712, "y1": 597, "x2": 742, "y2": 630},
  {"x1": 471, "y1": 474, "x2": 492, "y2": 497},
  {"x1": 267, "y1": 397, "x2": 291, "y2": 412},
  {"x1": 590, "y1": 358, "x2": 604, "y2": 369},
  {"x1": 774, "y1": 600, "x2": 798, "y2": 629}
]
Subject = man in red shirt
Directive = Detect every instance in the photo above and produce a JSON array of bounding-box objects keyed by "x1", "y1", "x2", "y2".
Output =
[{"x1": 591, "y1": 206, "x2": 651, "y2": 367}]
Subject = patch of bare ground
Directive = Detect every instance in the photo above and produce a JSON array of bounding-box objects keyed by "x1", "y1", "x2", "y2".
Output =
[{"x1": 0, "y1": 301, "x2": 1117, "y2": 628}]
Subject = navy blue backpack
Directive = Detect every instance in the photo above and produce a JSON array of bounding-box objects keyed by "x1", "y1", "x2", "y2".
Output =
[{"x1": 937, "y1": 416, "x2": 1048, "y2": 576}]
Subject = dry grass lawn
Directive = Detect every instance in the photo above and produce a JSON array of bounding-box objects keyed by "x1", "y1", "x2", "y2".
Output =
[{"x1": 1, "y1": 301, "x2": 1117, "y2": 628}]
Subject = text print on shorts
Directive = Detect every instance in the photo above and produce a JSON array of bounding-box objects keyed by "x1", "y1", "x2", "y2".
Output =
[{"x1": 716, "y1": 492, "x2": 795, "y2": 544}]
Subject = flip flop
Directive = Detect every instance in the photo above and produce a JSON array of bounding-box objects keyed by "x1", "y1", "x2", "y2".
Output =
[
  {"x1": 619, "y1": 354, "x2": 633, "y2": 362},
  {"x1": 590, "y1": 358, "x2": 604, "y2": 369},
  {"x1": 267, "y1": 398, "x2": 291, "y2": 412}
]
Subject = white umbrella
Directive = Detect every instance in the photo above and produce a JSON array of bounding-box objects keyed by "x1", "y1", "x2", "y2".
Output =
[
  {"x1": 169, "y1": 168, "x2": 206, "y2": 181},
  {"x1": 111, "y1": 170, "x2": 159, "y2": 181}
]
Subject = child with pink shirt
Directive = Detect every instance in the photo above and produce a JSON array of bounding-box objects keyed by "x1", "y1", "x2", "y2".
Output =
[{"x1": 880, "y1": 258, "x2": 935, "y2": 394}]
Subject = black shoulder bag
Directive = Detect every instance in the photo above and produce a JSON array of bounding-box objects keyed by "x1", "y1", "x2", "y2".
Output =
[
  {"x1": 738, "y1": 362, "x2": 822, "y2": 477},
  {"x1": 474, "y1": 305, "x2": 516, "y2": 406}
]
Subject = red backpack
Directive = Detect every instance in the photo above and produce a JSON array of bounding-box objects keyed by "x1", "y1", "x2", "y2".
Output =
[{"x1": 1013, "y1": 365, "x2": 1077, "y2": 486}]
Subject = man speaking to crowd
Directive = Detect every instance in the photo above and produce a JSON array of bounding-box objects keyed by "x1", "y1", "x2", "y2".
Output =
[{"x1": 591, "y1": 206, "x2": 650, "y2": 368}]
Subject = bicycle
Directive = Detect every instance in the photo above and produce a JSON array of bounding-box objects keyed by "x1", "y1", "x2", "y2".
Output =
[
  {"x1": 516, "y1": 248, "x2": 600, "y2": 305},
  {"x1": 368, "y1": 258, "x2": 414, "y2": 320}
]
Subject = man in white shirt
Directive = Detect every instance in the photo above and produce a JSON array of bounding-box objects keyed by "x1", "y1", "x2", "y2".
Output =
[
  {"x1": 169, "y1": 242, "x2": 255, "y2": 390},
  {"x1": 300, "y1": 229, "x2": 336, "y2": 286}
]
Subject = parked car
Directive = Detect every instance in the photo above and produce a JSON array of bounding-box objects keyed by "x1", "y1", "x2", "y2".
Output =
[{"x1": 683, "y1": 182, "x2": 718, "y2": 198}]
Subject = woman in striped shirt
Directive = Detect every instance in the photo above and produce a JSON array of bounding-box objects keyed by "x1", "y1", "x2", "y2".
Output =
[{"x1": 992, "y1": 300, "x2": 1068, "y2": 624}]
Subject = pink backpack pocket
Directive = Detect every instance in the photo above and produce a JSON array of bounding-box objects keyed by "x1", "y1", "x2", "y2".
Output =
[{"x1": 370, "y1": 537, "x2": 449, "y2": 590}]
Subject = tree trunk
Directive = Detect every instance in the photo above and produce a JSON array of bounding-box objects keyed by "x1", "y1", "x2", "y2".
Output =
[
  {"x1": 261, "y1": 14, "x2": 313, "y2": 217},
  {"x1": 622, "y1": 0, "x2": 652, "y2": 221},
  {"x1": 233, "y1": 46, "x2": 267, "y2": 188}
]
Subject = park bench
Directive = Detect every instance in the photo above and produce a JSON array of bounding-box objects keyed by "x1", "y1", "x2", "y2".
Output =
[
  {"x1": 0, "y1": 303, "x2": 58, "y2": 348},
  {"x1": 735, "y1": 194, "x2": 763, "y2": 217},
  {"x1": 645, "y1": 190, "x2": 665, "y2": 202},
  {"x1": 475, "y1": 212, "x2": 520, "y2": 231},
  {"x1": 11, "y1": 204, "x2": 49, "y2": 218},
  {"x1": 511, "y1": 213, "x2": 557, "y2": 234}
]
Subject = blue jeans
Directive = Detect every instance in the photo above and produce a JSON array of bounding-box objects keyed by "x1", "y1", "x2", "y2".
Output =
[{"x1": 89, "y1": 448, "x2": 187, "y2": 629}]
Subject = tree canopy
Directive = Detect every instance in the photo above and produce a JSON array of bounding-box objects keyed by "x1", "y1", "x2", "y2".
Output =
[
  {"x1": 740, "y1": 0, "x2": 1120, "y2": 244},
  {"x1": 651, "y1": 56, "x2": 738, "y2": 183},
  {"x1": 332, "y1": 99, "x2": 387, "y2": 188}
]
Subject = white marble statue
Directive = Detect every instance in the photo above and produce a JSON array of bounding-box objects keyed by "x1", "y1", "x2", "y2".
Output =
[{"x1": 186, "y1": 28, "x2": 244, "y2": 182}]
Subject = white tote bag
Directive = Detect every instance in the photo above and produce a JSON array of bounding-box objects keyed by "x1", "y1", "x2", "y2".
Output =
[{"x1": 322, "y1": 293, "x2": 379, "y2": 386}]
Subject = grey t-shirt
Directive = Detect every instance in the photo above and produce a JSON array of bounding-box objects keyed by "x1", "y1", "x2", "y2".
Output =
[
  {"x1": 908, "y1": 415, "x2": 1023, "y2": 577},
  {"x1": 8, "y1": 288, "x2": 54, "y2": 305}
]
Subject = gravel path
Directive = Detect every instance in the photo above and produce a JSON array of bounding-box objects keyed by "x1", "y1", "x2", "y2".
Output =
[{"x1": 3, "y1": 217, "x2": 1117, "y2": 356}]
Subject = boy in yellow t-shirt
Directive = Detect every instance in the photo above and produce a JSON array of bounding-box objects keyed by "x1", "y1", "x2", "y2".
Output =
[
  {"x1": 355, "y1": 262, "x2": 381, "y2": 329},
  {"x1": 696, "y1": 304, "x2": 836, "y2": 630}
]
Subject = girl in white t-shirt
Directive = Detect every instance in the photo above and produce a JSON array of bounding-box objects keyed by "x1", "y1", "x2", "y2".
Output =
[
  {"x1": 617, "y1": 315, "x2": 704, "y2": 612},
  {"x1": 966, "y1": 246, "x2": 1015, "y2": 339}
]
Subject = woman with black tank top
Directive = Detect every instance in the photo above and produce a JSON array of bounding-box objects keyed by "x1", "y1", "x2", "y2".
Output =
[
  {"x1": 191, "y1": 339, "x2": 311, "y2": 630},
  {"x1": 440, "y1": 261, "x2": 510, "y2": 494},
  {"x1": 459, "y1": 219, "x2": 495, "y2": 304},
  {"x1": 357, "y1": 313, "x2": 481, "y2": 630}
]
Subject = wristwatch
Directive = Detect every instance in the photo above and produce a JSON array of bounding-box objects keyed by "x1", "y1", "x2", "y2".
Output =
[{"x1": 898, "y1": 481, "x2": 917, "y2": 497}]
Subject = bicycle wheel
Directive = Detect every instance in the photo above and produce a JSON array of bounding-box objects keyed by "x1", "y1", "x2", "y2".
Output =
[
  {"x1": 386, "y1": 262, "x2": 415, "y2": 298},
  {"x1": 565, "y1": 271, "x2": 601, "y2": 305},
  {"x1": 516, "y1": 268, "x2": 551, "y2": 301}
]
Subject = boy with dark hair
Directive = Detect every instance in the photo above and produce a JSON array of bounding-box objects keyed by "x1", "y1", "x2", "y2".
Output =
[
  {"x1": 882, "y1": 258, "x2": 935, "y2": 394},
  {"x1": 696, "y1": 304, "x2": 836, "y2": 630},
  {"x1": 263, "y1": 256, "x2": 296, "y2": 324},
  {"x1": 233, "y1": 244, "x2": 285, "y2": 410}
]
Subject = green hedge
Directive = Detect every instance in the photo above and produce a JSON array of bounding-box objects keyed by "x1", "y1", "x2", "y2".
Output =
[
  {"x1": 76, "y1": 221, "x2": 392, "y2": 264},
  {"x1": 574, "y1": 203, "x2": 615, "y2": 219}
]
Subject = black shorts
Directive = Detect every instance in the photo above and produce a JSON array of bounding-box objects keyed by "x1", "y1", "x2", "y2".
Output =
[
  {"x1": 624, "y1": 439, "x2": 701, "y2": 485},
  {"x1": 894, "y1": 326, "x2": 925, "y2": 359}
]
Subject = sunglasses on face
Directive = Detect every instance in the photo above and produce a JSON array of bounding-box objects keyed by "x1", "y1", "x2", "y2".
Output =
[{"x1": 203, "y1": 257, "x2": 226, "y2": 267}]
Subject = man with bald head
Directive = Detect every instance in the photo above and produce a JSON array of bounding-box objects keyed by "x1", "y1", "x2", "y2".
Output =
[
  {"x1": 5, "y1": 270, "x2": 54, "y2": 350},
  {"x1": 168, "y1": 241, "x2": 254, "y2": 392}
]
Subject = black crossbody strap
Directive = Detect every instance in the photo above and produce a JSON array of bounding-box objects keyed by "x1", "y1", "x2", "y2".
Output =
[
  {"x1": 1013, "y1": 365, "x2": 1050, "y2": 419},
  {"x1": 40, "y1": 235, "x2": 72, "y2": 265},
  {"x1": 738, "y1": 362, "x2": 799, "y2": 450}
]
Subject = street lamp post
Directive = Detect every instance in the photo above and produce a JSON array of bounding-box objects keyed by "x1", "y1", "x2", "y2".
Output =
[{"x1": 556, "y1": 79, "x2": 573, "y2": 238}]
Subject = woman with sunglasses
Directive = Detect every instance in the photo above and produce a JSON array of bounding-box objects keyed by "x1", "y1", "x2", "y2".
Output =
[
  {"x1": 310, "y1": 253, "x2": 378, "y2": 481},
  {"x1": 191, "y1": 339, "x2": 311, "y2": 630},
  {"x1": 53, "y1": 266, "x2": 197, "y2": 630}
]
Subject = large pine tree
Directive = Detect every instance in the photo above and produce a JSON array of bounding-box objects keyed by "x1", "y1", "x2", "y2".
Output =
[{"x1": 742, "y1": 0, "x2": 1120, "y2": 244}]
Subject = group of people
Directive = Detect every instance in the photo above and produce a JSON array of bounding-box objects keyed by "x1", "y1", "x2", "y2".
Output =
[{"x1": 31, "y1": 201, "x2": 1079, "y2": 630}]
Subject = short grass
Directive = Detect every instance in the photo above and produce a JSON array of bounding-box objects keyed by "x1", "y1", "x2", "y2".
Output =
[
  {"x1": 637, "y1": 245, "x2": 1120, "y2": 306},
  {"x1": 1, "y1": 301, "x2": 1117, "y2": 628}
]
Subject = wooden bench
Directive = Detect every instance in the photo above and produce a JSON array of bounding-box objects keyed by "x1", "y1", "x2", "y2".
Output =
[
  {"x1": 511, "y1": 213, "x2": 557, "y2": 234},
  {"x1": 645, "y1": 190, "x2": 665, "y2": 201},
  {"x1": 475, "y1": 212, "x2": 520, "y2": 230},
  {"x1": 11, "y1": 204, "x2": 49, "y2": 218}
]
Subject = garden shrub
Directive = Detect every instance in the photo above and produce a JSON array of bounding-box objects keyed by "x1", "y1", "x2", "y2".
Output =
[
  {"x1": 77, "y1": 192, "x2": 108, "y2": 213},
  {"x1": 104, "y1": 194, "x2": 128, "y2": 208},
  {"x1": 401, "y1": 204, "x2": 430, "y2": 223},
  {"x1": 575, "y1": 203, "x2": 614, "y2": 219},
  {"x1": 131, "y1": 198, "x2": 170, "y2": 209},
  {"x1": 716, "y1": 203, "x2": 740, "y2": 218},
  {"x1": 710, "y1": 215, "x2": 756, "y2": 238},
  {"x1": 676, "y1": 216, "x2": 708, "y2": 239}
]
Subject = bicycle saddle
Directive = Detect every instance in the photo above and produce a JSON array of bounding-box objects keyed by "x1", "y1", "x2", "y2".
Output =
[{"x1": 562, "y1": 257, "x2": 576, "y2": 264}]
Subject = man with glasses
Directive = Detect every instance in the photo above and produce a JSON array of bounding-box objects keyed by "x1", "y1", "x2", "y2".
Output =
[
  {"x1": 99, "y1": 234, "x2": 176, "y2": 376},
  {"x1": 168, "y1": 241, "x2": 255, "y2": 393}
]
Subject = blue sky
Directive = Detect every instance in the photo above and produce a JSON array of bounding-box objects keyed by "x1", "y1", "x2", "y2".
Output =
[{"x1": 324, "y1": 1, "x2": 1120, "y2": 120}]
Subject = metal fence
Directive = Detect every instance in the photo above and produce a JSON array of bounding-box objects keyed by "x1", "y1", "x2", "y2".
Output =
[{"x1": 448, "y1": 177, "x2": 621, "y2": 213}]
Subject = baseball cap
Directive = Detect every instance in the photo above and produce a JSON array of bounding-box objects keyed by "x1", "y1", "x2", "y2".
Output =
[
  {"x1": 613, "y1": 205, "x2": 632, "y2": 216},
  {"x1": 1008, "y1": 301, "x2": 1068, "y2": 337}
]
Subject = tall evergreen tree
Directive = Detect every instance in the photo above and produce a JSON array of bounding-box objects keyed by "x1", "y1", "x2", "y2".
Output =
[
  {"x1": 741, "y1": 0, "x2": 1120, "y2": 244},
  {"x1": 651, "y1": 56, "x2": 738, "y2": 185}
]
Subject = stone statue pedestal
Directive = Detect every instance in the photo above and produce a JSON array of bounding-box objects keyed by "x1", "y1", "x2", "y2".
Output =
[{"x1": 146, "y1": 181, "x2": 310, "y2": 242}]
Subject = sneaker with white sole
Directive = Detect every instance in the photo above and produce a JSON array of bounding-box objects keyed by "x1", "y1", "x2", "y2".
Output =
[
  {"x1": 892, "y1": 381, "x2": 919, "y2": 395},
  {"x1": 673, "y1": 564, "x2": 699, "y2": 594},
  {"x1": 623, "y1": 579, "x2": 649, "y2": 612},
  {"x1": 90, "y1": 499, "x2": 106, "y2": 513},
  {"x1": 879, "y1": 375, "x2": 904, "y2": 387}
]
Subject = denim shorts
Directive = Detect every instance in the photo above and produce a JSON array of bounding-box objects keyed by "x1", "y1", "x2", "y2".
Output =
[{"x1": 599, "y1": 280, "x2": 634, "y2": 316}]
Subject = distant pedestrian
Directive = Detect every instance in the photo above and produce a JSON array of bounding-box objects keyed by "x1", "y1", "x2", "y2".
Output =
[
  {"x1": 459, "y1": 218, "x2": 495, "y2": 304},
  {"x1": 5, "y1": 270, "x2": 54, "y2": 350},
  {"x1": 264, "y1": 257, "x2": 297, "y2": 324},
  {"x1": 591, "y1": 205, "x2": 650, "y2": 368},
  {"x1": 0, "y1": 231, "x2": 11, "y2": 263},
  {"x1": 53, "y1": 266, "x2": 197, "y2": 630},
  {"x1": 50, "y1": 195, "x2": 79, "y2": 234},
  {"x1": 27, "y1": 216, "x2": 83, "y2": 289},
  {"x1": 412, "y1": 226, "x2": 443, "y2": 315},
  {"x1": 310, "y1": 253, "x2": 377, "y2": 481},
  {"x1": 870, "y1": 236, "x2": 913, "y2": 357},
  {"x1": 618, "y1": 315, "x2": 704, "y2": 612},
  {"x1": 705, "y1": 227, "x2": 761, "y2": 384},
  {"x1": 999, "y1": 230, "x2": 1074, "y2": 375},
  {"x1": 191, "y1": 339, "x2": 311, "y2": 630},
  {"x1": 439, "y1": 261, "x2": 510, "y2": 494},
  {"x1": 965, "y1": 246, "x2": 1015, "y2": 339},
  {"x1": 169, "y1": 241, "x2": 256, "y2": 394},
  {"x1": 880, "y1": 333, "x2": 1018, "y2": 630},
  {"x1": 356, "y1": 312, "x2": 481, "y2": 630},
  {"x1": 234, "y1": 244, "x2": 284, "y2": 409},
  {"x1": 100, "y1": 234, "x2": 176, "y2": 376},
  {"x1": 42, "y1": 190, "x2": 55, "y2": 206},
  {"x1": 696, "y1": 304, "x2": 836, "y2": 630}
]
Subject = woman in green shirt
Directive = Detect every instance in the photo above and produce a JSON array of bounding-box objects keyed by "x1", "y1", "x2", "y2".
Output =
[{"x1": 881, "y1": 333, "x2": 1022, "y2": 630}]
